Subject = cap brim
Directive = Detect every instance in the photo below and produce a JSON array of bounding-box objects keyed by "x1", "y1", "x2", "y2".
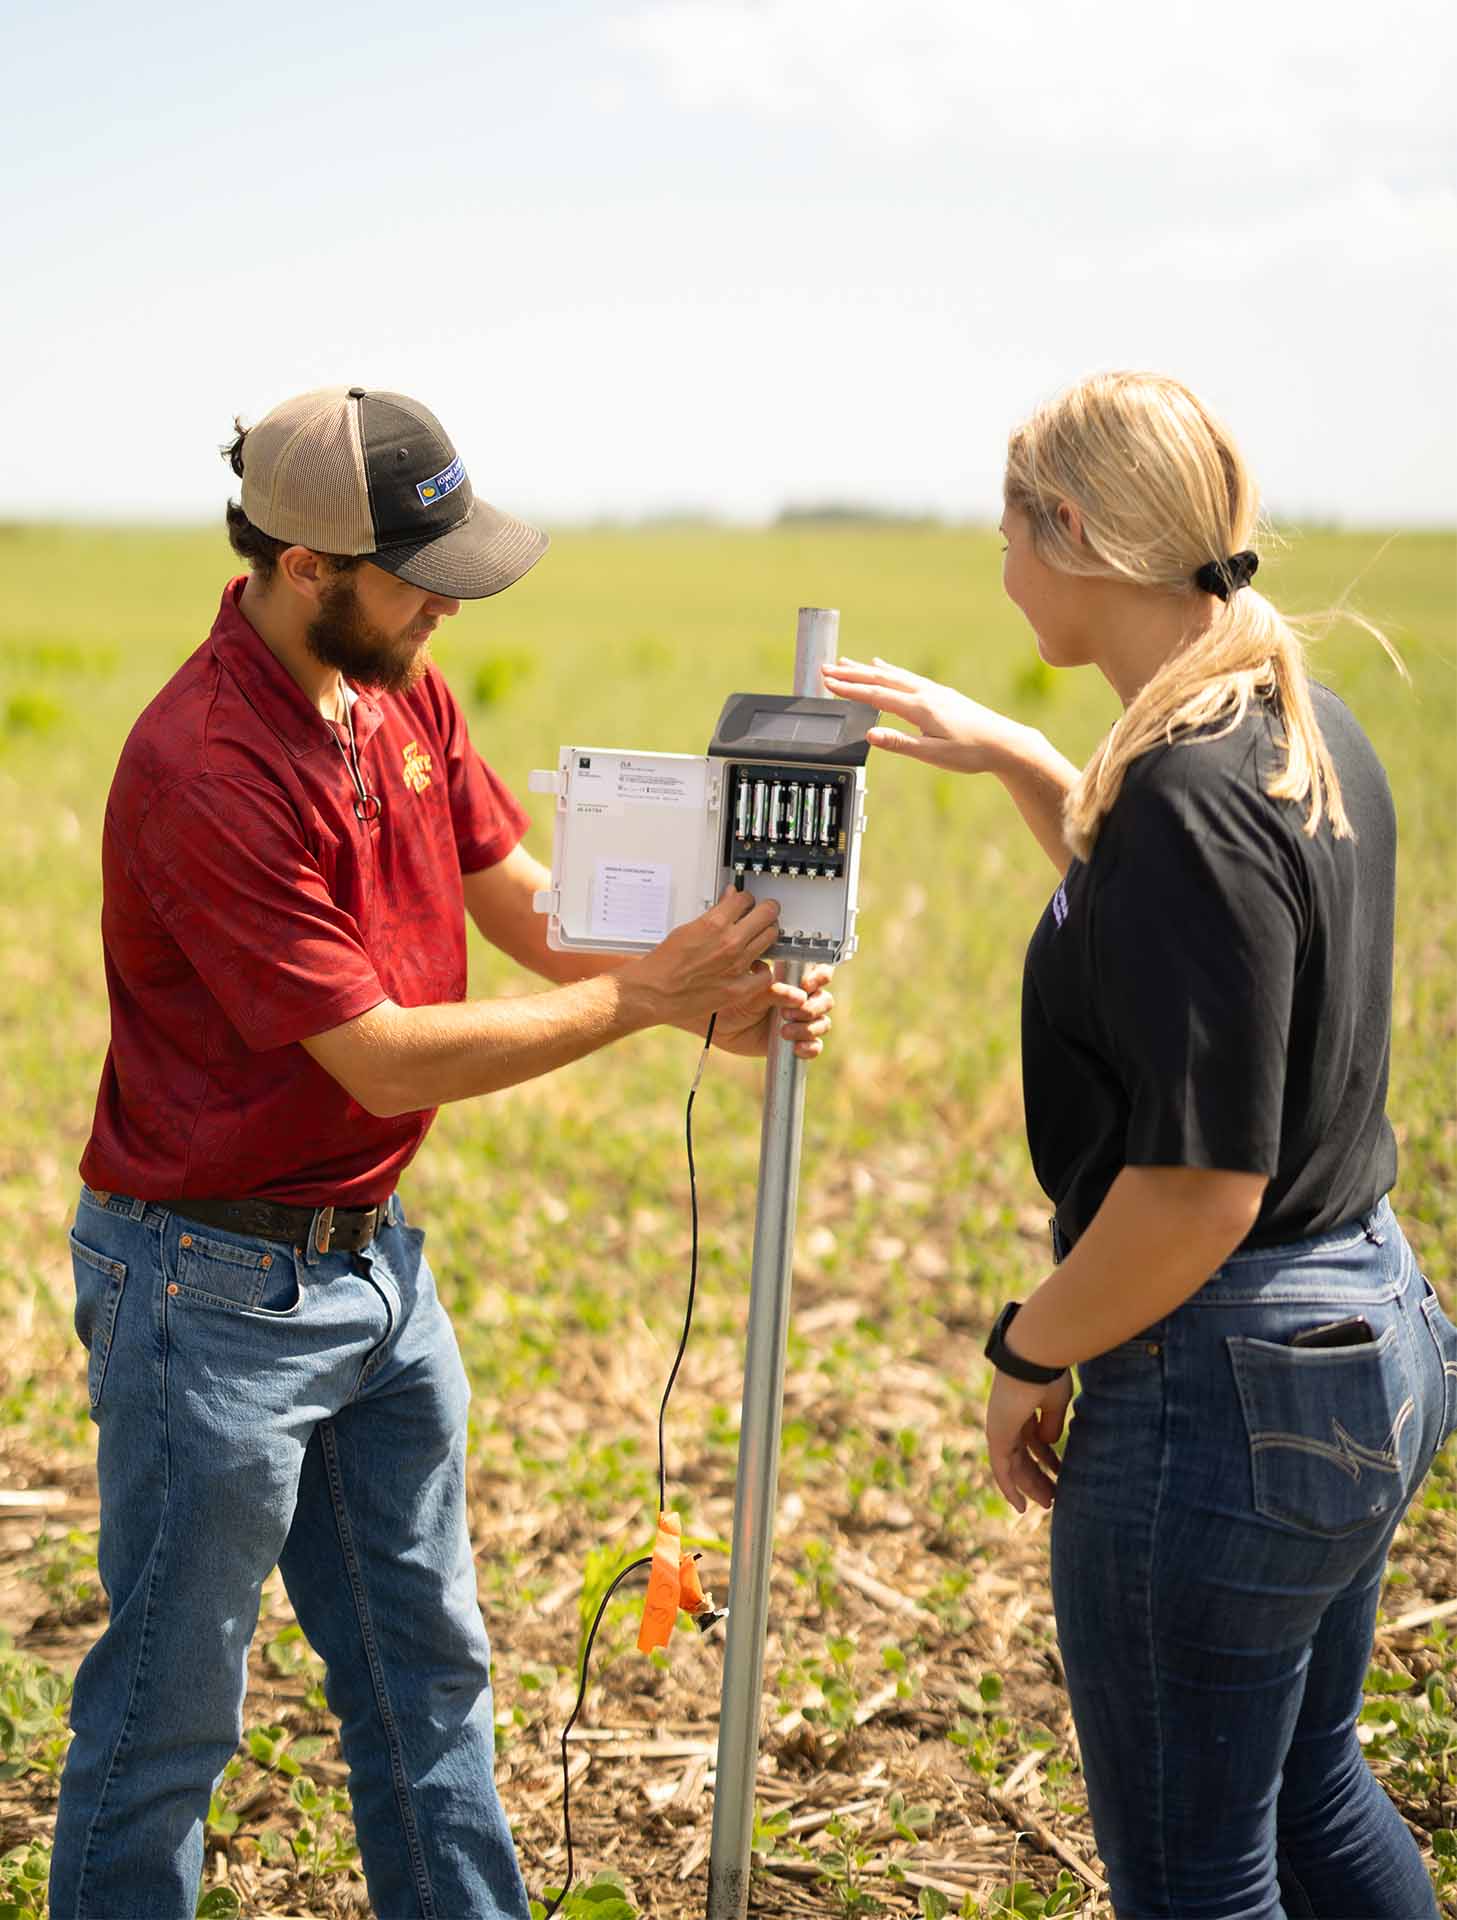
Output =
[{"x1": 370, "y1": 499, "x2": 549, "y2": 600}]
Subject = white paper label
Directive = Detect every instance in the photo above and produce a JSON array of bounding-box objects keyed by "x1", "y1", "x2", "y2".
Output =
[
  {"x1": 613, "y1": 756, "x2": 706, "y2": 811},
  {"x1": 569, "y1": 755, "x2": 622, "y2": 817},
  {"x1": 590, "y1": 861, "x2": 672, "y2": 944}
]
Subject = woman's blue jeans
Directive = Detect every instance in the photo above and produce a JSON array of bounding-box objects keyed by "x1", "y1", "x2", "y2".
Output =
[
  {"x1": 50, "y1": 1187, "x2": 530, "y2": 1920},
  {"x1": 1051, "y1": 1197, "x2": 1457, "y2": 1918}
]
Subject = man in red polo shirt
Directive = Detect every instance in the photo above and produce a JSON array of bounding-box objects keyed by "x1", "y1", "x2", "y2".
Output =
[{"x1": 55, "y1": 387, "x2": 832, "y2": 1920}]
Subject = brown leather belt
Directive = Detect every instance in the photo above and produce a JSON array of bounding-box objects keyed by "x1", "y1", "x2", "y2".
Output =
[{"x1": 158, "y1": 1196, "x2": 382, "y2": 1255}]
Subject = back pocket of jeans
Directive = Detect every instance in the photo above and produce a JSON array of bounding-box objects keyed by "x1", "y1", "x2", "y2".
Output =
[
  {"x1": 70, "y1": 1234, "x2": 127, "y2": 1408},
  {"x1": 1227, "y1": 1327, "x2": 1414, "y2": 1537},
  {"x1": 1421, "y1": 1283, "x2": 1457, "y2": 1449},
  {"x1": 173, "y1": 1227, "x2": 299, "y2": 1315}
]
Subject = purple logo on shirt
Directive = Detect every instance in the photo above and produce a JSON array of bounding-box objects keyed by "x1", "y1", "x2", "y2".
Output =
[{"x1": 1052, "y1": 881, "x2": 1069, "y2": 929}]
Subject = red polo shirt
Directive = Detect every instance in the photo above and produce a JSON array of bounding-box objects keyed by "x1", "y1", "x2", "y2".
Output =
[{"x1": 80, "y1": 578, "x2": 529, "y2": 1207}]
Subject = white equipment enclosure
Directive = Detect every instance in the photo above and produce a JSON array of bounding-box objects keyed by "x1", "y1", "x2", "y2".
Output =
[
  {"x1": 528, "y1": 626, "x2": 872, "y2": 1920},
  {"x1": 528, "y1": 693, "x2": 874, "y2": 963}
]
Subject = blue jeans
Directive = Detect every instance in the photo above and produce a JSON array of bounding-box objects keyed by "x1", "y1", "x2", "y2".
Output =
[
  {"x1": 51, "y1": 1187, "x2": 530, "y2": 1920},
  {"x1": 1050, "y1": 1198, "x2": 1457, "y2": 1918}
]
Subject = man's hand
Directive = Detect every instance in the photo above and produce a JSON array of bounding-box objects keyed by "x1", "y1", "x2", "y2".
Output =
[
  {"x1": 985, "y1": 1368, "x2": 1072, "y2": 1514},
  {"x1": 713, "y1": 962, "x2": 835, "y2": 1059},
  {"x1": 620, "y1": 887, "x2": 792, "y2": 1031}
]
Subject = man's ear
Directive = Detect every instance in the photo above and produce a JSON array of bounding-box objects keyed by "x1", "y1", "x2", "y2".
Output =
[
  {"x1": 276, "y1": 546, "x2": 330, "y2": 604},
  {"x1": 1056, "y1": 500, "x2": 1086, "y2": 546}
]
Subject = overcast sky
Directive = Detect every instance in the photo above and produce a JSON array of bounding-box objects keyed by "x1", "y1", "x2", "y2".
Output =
[{"x1": 3, "y1": 0, "x2": 1453, "y2": 525}]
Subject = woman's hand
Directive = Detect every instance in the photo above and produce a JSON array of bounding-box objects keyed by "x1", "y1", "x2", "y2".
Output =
[
  {"x1": 711, "y1": 963, "x2": 834, "y2": 1059},
  {"x1": 821, "y1": 655, "x2": 1080, "y2": 873},
  {"x1": 820, "y1": 656, "x2": 1028, "y2": 775},
  {"x1": 985, "y1": 1367, "x2": 1073, "y2": 1513}
]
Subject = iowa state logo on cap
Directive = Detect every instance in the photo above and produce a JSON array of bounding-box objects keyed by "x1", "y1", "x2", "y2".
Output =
[{"x1": 417, "y1": 455, "x2": 466, "y2": 507}]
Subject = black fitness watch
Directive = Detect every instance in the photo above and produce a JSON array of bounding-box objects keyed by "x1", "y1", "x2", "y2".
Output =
[{"x1": 984, "y1": 1302, "x2": 1067, "y2": 1385}]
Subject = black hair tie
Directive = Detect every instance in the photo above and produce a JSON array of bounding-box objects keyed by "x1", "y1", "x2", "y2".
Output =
[{"x1": 1194, "y1": 550, "x2": 1259, "y2": 600}]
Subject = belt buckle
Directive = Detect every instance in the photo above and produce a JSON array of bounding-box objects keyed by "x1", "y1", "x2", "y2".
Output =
[{"x1": 313, "y1": 1206, "x2": 335, "y2": 1255}]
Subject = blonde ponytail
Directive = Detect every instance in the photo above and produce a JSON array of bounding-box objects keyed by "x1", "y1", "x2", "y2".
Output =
[
  {"x1": 1004, "y1": 372, "x2": 1380, "y2": 863},
  {"x1": 1063, "y1": 588, "x2": 1353, "y2": 861}
]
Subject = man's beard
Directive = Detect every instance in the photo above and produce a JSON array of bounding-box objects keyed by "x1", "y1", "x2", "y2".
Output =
[{"x1": 305, "y1": 574, "x2": 432, "y2": 696}]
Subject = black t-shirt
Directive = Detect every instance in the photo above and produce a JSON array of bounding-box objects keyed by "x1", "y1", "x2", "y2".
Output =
[{"x1": 1021, "y1": 683, "x2": 1398, "y2": 1251}]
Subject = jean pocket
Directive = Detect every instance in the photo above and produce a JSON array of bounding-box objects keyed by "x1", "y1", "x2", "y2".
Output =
[
  {"x1": 171, "y1": 1223, "x2": 301, "y2": 1316},
  {"x1": 1227, "y1": 1326, "x2": 1415, "y2": 1537},
  {"x1": 71, "y1": 1233, "x2": 127, "y2": 1409},
  {"x1": 1421, "y1": 1283, "x2": 1457, "y2": 1449}
]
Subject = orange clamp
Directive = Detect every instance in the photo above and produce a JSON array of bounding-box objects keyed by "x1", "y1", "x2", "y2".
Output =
[
  {"x1": 637, "y1": 1511, "x2": 684, "y2": 1653},
  {"x1": 638, "y1": 1512, "x2": 719, "y2": 1652},
  {"x1": 678, "y1": 1551, "x2": 707, "y2": 1617}
]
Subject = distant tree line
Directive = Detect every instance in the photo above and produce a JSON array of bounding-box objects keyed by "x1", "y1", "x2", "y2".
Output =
[{"x1": 773, "y1": 503, "x2": 944, "y2": 528}]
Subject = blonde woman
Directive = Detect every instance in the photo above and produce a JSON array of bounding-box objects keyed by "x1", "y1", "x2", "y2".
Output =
[{"x1": 822, "y1": 373, "x2": 1457, "y2": 1918}]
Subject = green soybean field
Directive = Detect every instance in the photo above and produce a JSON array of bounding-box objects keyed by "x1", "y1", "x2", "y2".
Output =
[{"x1": 1, "y1": 522, "x2": 1453, "y2": 1918}]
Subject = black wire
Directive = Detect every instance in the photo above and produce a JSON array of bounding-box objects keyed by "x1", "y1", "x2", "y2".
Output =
[
  {"x1": 539, "y1": 1555, "x2": 654, "y2": 1920},
  {"x1": 657, "y1": 1011, "x2": 716, "y2": 1513},
  {"x1": 540, "y1": 1013, "x2": 717, "y2": 1920}
]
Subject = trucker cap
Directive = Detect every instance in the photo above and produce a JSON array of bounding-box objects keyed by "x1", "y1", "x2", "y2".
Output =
[{"x1": 238, "y1": 386, "x2": 548, "y2": 600}]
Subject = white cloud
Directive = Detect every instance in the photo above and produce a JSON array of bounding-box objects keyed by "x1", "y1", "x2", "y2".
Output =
[
  {"x1": 1127, "y1": 181, "x2": 1457, "y2": 280},
  {"x1": 616, "y1": 0, "x2": 1455, "y2": 180}
]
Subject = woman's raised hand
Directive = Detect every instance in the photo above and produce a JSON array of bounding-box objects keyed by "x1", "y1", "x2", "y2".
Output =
[{"x1": 820, "y1": 656, "x2": 1023, "y2": 776}]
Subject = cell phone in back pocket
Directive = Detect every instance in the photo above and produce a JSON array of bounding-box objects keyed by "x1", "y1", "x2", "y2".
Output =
[{"x1": 1289, "y1": 1316, "x2": 1375, "y2": 1350}]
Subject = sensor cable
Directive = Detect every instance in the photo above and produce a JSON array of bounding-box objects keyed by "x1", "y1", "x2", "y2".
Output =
[{"x1": 540, "y1": 1011, "x2": 718, "y2": 1919}]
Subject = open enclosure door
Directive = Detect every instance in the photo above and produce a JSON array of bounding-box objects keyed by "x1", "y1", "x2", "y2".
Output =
[{"x1": 530, "y1": 749, "x2": 721, "y2": 956}]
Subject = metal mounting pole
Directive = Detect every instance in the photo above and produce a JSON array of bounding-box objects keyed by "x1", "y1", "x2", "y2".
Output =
[{"x1": 707, "y1": 607, "x2": 841, "y2": 1920}]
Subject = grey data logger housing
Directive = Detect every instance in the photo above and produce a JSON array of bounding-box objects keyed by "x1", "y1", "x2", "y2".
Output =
[
  {"x1": 707, "y1": 693, "x2": 875, "y2": 767},
  {"x1": 529, "y1": 694, "x2": 873, "y2": 963}
]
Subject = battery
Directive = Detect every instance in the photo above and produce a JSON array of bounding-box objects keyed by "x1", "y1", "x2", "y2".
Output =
[
  {"x1": 800, "y1": 785, "x2": 818, "y2": 847},
  {"x1": 783, "y1": 783, "x2": 802, "y2": 843},
  {"x1": 751, "y1": 779, "x2": 768, "y2": 841},
  {"x1": 734, "y1": 774, "x2": 751, "y2": 841},
  {"x1": 818, "y1": 782, "x2": 838, "y2": 847},
  {"x1": 767, "y1": 781, "x2": 784, "y2": 844}
]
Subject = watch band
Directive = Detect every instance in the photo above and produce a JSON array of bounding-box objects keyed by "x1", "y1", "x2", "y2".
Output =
[{"x1": 984, "y1": 1301, "x2": 1066, "y2": 1385}]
